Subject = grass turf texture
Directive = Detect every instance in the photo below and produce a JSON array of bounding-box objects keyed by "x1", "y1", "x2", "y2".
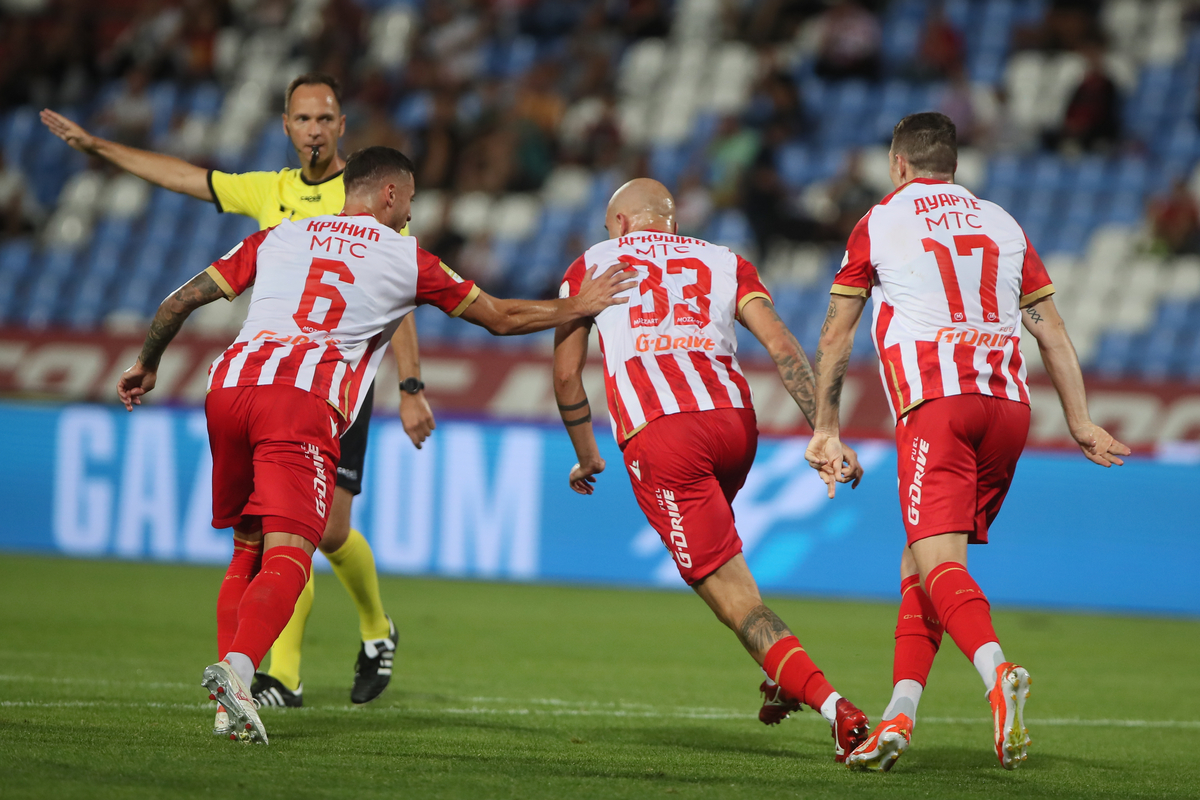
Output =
[{"x1": 1, "y1": 555, "x2": 1197, "y2": 800}]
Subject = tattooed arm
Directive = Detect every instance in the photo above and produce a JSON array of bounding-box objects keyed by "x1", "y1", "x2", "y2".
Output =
[
  {"x1": 806, "y1": 294, "x2": 867, "y2": 497},
  {"x1": 739, "y1": 297, "x2": 818, "y2": 426},
  {"x1": 1021, "y1": 295, "x2": 1129, "y2": 467},
  {"x1": 553, "y1": 318, "x2": 605, "y2": 494},
  {"x1": 740, "y1": 297, "x2": 864, "y2": 487},
  {"x1": 117, "y1": 271, "x2": 226, "y2": 411}
]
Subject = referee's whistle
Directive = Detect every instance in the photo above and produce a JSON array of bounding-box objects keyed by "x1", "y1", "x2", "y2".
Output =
[{"x1": 310, "y1": 145, "x2": 320, "y2": 166}]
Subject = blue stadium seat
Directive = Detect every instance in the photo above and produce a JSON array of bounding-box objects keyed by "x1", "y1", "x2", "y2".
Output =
[
  {"x1": 648, "y1": 144, "x2": 689, "y2": 193},
  {"x1": 775, "y1": 143, "x2": 812, "y2": 189},
  {"x1": 1105, "y1": 191, "x2": 1144, "y2": 225},
  {"x1": 1071, "y1": 154, "x2": 1108, "y2": 193},
  {"x1": 22, "y1": 248, "x2": 79, "y2": 328},
  {"x1": 1141, "y1": 330, "x2": 1180, "y2": 380},
  {"x1": 0, "y1": 239, "x2": 34, "y2": 325},
  {"x1": 185, "y1": 83, "x2": 222, "y2": 117}
]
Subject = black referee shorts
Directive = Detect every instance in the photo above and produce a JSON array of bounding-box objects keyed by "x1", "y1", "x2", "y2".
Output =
[{"x1": 336, "y1": 381, "x2": 374, "y2": 496}]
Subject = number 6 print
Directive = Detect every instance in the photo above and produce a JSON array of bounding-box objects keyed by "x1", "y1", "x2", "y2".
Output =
[{"x1": 294, "y1": 257, "x2": 355, "y2": 333}]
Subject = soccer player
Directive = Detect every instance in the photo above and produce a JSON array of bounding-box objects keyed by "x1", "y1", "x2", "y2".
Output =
[
  {"x1": 42, "y1": 74, "x2": 423, "y2": 706},
  {"x1": 116, "y1": 146, "x2": 635, "y2": 744},
  {"x1": 804, "y1": 113, "x2": 1130, "y2": 770},
  {"x1": 552, "y1": 178, "x2": 871, "y2": 763}
]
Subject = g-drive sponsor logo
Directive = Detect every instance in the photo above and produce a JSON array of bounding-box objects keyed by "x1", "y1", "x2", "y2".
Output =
[
  {"x1": 907, "y1": 437, "x2": 930, "y2": 525},
  {"x1": 304, "y1": 442, "x2": 329, "y2": 516},
  {"x1": 655, "y1": 487, "x2": 691, "y2": 568}
]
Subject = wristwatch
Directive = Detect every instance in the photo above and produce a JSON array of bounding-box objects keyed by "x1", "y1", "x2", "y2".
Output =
[{"x1": 399, "y1": 377, "x2": 425, "y2": 395}]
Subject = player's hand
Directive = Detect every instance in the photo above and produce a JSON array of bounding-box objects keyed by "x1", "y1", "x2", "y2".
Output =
[
  {"x1": 40, "y1": 109, "x2": 98, "y2": 154},
  {"x1": 573, "y1": 263, "x2": 637, "y2": 317},
  {"x1": 569, "y1": 457, "x2": 605, "y2": 495},
  {"x1": 117, "y1": 360, "x2": 157, "y2": 411},
  {"x1": 840, "y1": 442, "x2": 864, "y2": 489},
  {"x1": 805, "y1": 431, "x2": 845, "y2": 499},
  {"x1": 1071, "y1": 422, "x2": 1130, "y2": 467},
  {"x1": 399, "y1": 390, "x2": 436, "y2": 449}
]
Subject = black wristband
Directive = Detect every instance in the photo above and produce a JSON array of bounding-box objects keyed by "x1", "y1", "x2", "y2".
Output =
[{"x1": 399, "y1": 377, "x2": 425, "y2": 395}]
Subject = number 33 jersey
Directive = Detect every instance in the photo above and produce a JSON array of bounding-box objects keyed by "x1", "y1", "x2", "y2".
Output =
[
  {"x1": 832, "y1": 178, "x2": 1055, "y2": 422},
  {"x1": 204, "y1": 213, "x2": 479, "y2": 425},
  {"x1": 560, "y1": 230, "x2": 772, "y2": 444}
]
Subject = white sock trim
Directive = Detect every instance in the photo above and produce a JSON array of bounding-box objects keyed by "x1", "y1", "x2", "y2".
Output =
[
  {"x1": 972, "y1": 641, "x2": 1005, "y2": 691},
  {"x1": 819, "y1": 692, "x2": 841, "y2": 726},
  {"x1": 225, "y1": 652, "x2": 254, "y2": 687},
  {"x1": 882, "y1": 679, "x2": 923, "y2": 723}
]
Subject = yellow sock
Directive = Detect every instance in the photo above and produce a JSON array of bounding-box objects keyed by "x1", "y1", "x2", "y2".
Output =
[
  {"x1": 264, "y1": 570, "x2": 314, "y2": 692},
  {"x1": 326, "y1": 528, "x2": 391, "y2": 641}
]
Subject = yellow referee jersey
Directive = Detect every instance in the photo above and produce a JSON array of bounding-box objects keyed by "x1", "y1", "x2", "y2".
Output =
[
  {"x1": 207, "y1": 167, "x2": 411, "y2": 235},
  {"x1": 208, "y1": 168, "x2": 344, "y2": 229}
]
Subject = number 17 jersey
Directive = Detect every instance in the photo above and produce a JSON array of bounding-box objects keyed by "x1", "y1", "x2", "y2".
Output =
[{"x1": 832, "y1": 178, "x2": 1055, "y2": 422}]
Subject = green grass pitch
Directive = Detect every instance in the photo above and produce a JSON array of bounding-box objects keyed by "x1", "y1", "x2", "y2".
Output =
[{"x1": 1, "y1": 554, "x2": 1197, "y2": 799}]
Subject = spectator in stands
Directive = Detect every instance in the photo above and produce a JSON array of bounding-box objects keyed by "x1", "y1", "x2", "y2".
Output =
[
  {"x1": 1049, "y1": 41, "x2": 1121, "y2": 154},
  {"x1": 826, "y1": 149, "x2": 877, "y2": 240},
  {"x1": 0, "y1": 147, "x2": 42, "y2": 238},
  {"x1": 813, "y1": 0, "x2": 882, "y2": 81},
  {"x1": 709, "y1": 116, "x2": 761, "y2": 208},
  {"x1": 743, "y1": 0, "x2": 827, "y2": 45},
  {"x1": 1149, "y1": 179, "x2": 1200, "y2": 256},
  {"x1": 95, "y1": 66, "x2": 154, "y2": 149},
  {"x1": 1012, "y1": 0, "x2": 1100, "y2": 53},
  {"x1": 745, "y1": 70, "x2": 809, "y2": 141},
  {"x1": 938, "y1": 67, "x2": 978, "y2": 146},
  {"x1": 676, "y1": 172, "x2": 714, "y2": 238},
  {"x1": 911, "y1": 3, "x2": 964, "y2": 82}
]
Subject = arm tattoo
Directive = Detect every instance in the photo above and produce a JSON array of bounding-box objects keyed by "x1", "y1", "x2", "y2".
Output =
[
  {"x1": 558, "y1": 399, "x2": 589, "y2": 412},
  {"x1": 139, "y1": 272, "x2": 224, "y2": 369},
  {"x1": 563, "y1": 413, "x2": 592, "y2": 427},
  {"x1": 1027, "y1": 305, "x2": 1044, "y2": 324},
  {"x1": 819, "y1": 299, "x2": 837, "y2": 337},
  {"x1": 736, "y1": 604, "x2": 793, "y2": 657},
  {"x1": 761, "y1": 302, "x2": 818, "y2": 425},
  {"x1": 826, "y1": 347, "x2": 852, "y2": 410}
]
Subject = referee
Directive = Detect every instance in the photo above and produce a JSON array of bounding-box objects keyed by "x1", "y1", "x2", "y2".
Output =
[{"x1": 42, "y1": 73, "x2": 426, "y2": 707}]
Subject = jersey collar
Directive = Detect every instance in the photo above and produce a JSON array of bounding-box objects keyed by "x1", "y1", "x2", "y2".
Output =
[
  {"x1": 300, "y1": 168, "x2": 345, "y2": 186},
  {"x1": 879, "y1": 177, "x2": 955, "y2": 205}
]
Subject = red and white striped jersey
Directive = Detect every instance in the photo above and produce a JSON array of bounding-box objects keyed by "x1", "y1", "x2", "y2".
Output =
[
  {"x1": 560, "y1": 230, "x2": 772, "y2": 443},
  {"x1": 204, "y1": 214, "x2": 479, "y2": 426},
  {"x1": 832, "y1": 178, "x2": 1054, "y2": 421}
]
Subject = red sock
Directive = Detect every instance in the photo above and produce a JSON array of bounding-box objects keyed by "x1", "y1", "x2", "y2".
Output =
[
  {"x1": 225, "y1": 546, "x2": 312, "y2": 668},
  {"x1": 763, "y1": 636, "x2": 835, "y2": 712},
  {"x1": 893, "y1": 574, "x2": 943, "y2": 686},
  {"x1": 924, "y1": 562, "x2": 998, "y2": 663},
  {"x1": 217, "y1": 539, "x2": 262, "y2": 659}
]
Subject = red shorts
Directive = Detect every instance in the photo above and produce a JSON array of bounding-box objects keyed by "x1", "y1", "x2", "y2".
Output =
[
  {"x1": 205, "y1": 385, "x2": 342, "y2": 546},
  {"x1": 623, "y1": 408, "x2": 758, "y2": 585},
  {"x1": 895, "y1": 394, "x2": 1030, "y2": 546}
]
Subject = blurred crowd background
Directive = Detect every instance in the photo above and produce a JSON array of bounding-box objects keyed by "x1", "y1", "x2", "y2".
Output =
[{"x1": 5, "y1": 0, "x2": 1200, "y2": 378}]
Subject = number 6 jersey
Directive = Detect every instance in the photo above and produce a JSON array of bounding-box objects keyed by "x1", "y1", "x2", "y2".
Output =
[
  {"x1": 560, "y1": 230, "x2": 772, "y2": 444},
  {"x1": 832, "y1": 178, "x2": 1055, "y2": 421},
  {"x1": 204, "y1": 213, "x2": 479, "y2": 426}
]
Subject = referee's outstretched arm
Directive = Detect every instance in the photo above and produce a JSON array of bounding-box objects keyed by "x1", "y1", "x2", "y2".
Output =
[{"x1": 40, "y1": 108, "x2": 212, "y2": 201}]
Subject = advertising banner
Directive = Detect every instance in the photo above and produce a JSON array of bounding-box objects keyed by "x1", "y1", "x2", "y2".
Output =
[
  {"x1": 4, "y1": 327, "x2": 1200, "y2": 449},
  {"x1": 2, "y1": 401, "x2": 1196, "y2": 616}
]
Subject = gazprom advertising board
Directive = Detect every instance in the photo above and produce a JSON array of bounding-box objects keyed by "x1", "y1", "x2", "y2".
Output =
[{"x1": 1, "y1": 401, "x2": 1196, "y2": 616}]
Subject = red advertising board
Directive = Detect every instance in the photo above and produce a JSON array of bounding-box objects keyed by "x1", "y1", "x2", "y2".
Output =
[{"x1": 3, "y1": 328, "x2": 1200, "y2": 450}]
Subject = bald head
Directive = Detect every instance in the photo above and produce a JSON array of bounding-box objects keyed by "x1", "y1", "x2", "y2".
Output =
[{"x1": 605, "y1": 178, "x2": 677, "y2": 238}]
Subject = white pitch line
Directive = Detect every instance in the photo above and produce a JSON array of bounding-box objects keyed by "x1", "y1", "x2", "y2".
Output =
[
  {"x1": 2, "y1": 698, "x2": 1198, "y2": 729},
  {"x1": 0, "y1": 674, "x2": 193, "y2": 690}
]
